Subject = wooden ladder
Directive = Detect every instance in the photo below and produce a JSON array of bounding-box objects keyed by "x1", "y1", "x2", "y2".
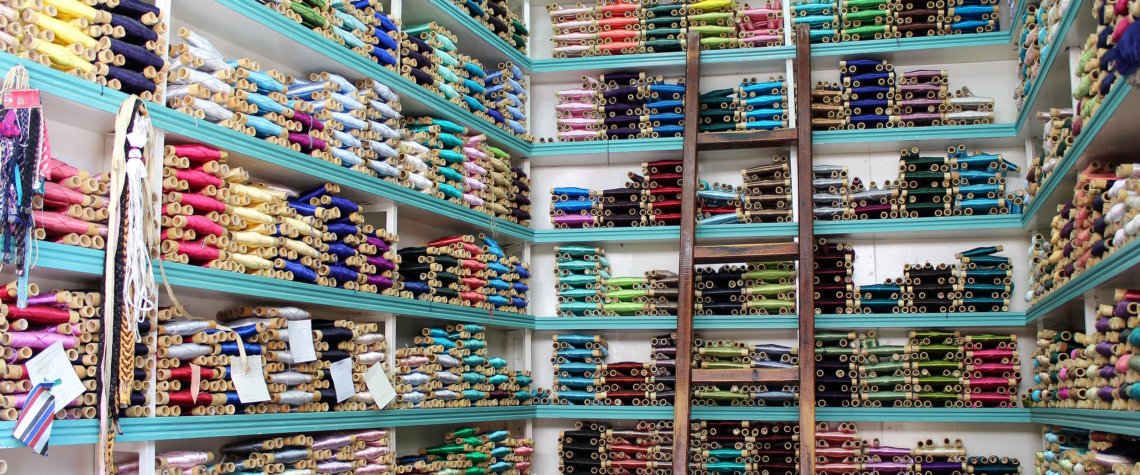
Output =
[{"x1": 671, "y1": 25, "x2": 816, "y2": 474}]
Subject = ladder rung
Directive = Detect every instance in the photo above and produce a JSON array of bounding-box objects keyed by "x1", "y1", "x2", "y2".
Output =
[
  {"x1": 691, "y1": 367, "x2": 799, "y2": 384},
  {"x1": 697, "y1": 129, "x2": 798, "y2": 151},
  {"x1": 692, "y1": 242, "x2": 799, "y2": 264}
]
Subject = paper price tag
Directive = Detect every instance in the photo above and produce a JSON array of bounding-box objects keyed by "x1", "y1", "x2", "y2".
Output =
[
  {"x1": 190, "y1": 364, "x2": 202, "y2": 403},
  {"x1": 330, "y1": 358, "x2": 356, "y2": 403},
  {"x1": 287, "y1": 320, "x2": 316, "y2": 363},
  {"x1": 230, "y1": 355, "x2": 270, "y2": 403},
  {"x1": 363, "y1": 362, "x2": 396, "y2": 410},
  {"x1": 26, "y1": 342, "x2": 83, "y2": 413}
]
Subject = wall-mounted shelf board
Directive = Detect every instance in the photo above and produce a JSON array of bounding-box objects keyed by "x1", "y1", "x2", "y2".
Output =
[
  {"x1": 817, "y1": 407, "x2": 1032, "y2": 422},
  {"x1": 533, "y1": 313, "x2": 1027, "y2": 330},
  {"x1": 535, "y1": 406, "x2": 673, "y2": 419},
  {"x1": 1025, "y1": 235, "x2": 1140, "y2": 324},
  {"x1": 531, "y1": 223, "x2": 798, "y2": 244},
  {"x1": 208, "y1": 0, "x2": 531, "y2": 155},
  {"x1": 0, "y1": 420, "x2": 99, "y2": 448},
  {"x1": 815, "y1": 215, "x2": 1025, "y2": 238},
  {"x1": 1029, "y1": 408, "x2": 1140, "y2": 436}
]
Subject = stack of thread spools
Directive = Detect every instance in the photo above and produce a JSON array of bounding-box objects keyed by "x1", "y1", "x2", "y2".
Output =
[
  {"x1": 793, "y1": 0, "x2": 999, "y2": 43},
  {"x1": 552, "y1": 72, "x2": 686, "y2": 142},
  {"x1": 689, "y1": 421, "x2": 798, "y2": 473},
  {"x1": 396, "y1": 426, "x2": 533, "y2": 473},
  {"x1": 150, "y1": 305, "x2": 386, "y2": 416},
  {"x1": 450, "y1": 0, "x2": 529, "y2": 54},
  {"x1": 396, "y1": 234, "x2": 530, "y2": 312},
  {"x1": 1025, "y1": 163, "x2": 1140, "y2": 304},
  {"x1": 691, "y1": 338, "x2": 799, "y2": 406},
  {"x1": 545, "y1": 0, "x2": 784, "y2": 58},
  {"x1": 553, "y1": 246, "x2": 679, "y2": 317},
  {"x1": 392, "y1": 322, "x2": 535, "y2": 409},
  {"x1": 815, "y1": 331, "x2": 861, "y2": 407},
  {"x1": 701, "y1": 155, "x2": 793, "y2": 225},
  {"x1": 818, "y1": 244, "x2": 1012, "y2": 314},
  {"x1": 559, "y1": 420, "x2": 674, "y2": 473},
  {"x1": 208, "y1": 429, "x2": 392, "y2": 474},
  {"x1": 693, "y1": 259, "x2": 797, "y2": 316},
  {"x1": 0, "y1": 284, "x2": 101, "y2": 421},
  {"x1": 551, "y1": 333, "x2": 675, "y2": 406},
  {"x1": 813, "y1": 423, "x2": 1020, "y2": 473},
  {"x1": 286, "y1": 75, "x2": 405, "y2": 178},
  {"x1": 1025, "y1": 289, "x2": 1140, "y2": 410},
  {"x1": 812, "y1": 146, "x2": 1023, "y2": 220},
  {"x1": 698, "y1": 77, "x2": 789, "y2": 133},
  {"x1": 35, "y1": 157, "x2": 109, "y2": 250},
  {"x1": 1037, "y1": 426, "x2": 1140, "y2": 474},
  {"x1": 1071, "y1": 0, "x2": 1133, "y2": 137},
  {"x1": 509, "y1": 164, "x2": 532, "y2": 225},
  {"x1": 810, "y1": 58, "x2": 995, "y2": 130},
  {"x1": 837, "y1": 330, "x2": 1021, "y2": 408},
  {"x1": 254, "y1": 0, "x2": 400, "y2": 68},
  {"x1": 486, "y1": 62, "x2": 529, "y2": 137},
  {"x1": 168, "y1": 29, "x2": 337, "y2": 163},
  {"x1": 1023, "y1": 108, "x2": 1073, "y2": 203},
  {"x1": 549, "y1": 159, "x2": 683, "y2": 228},
  {"x1": 1014, "y1": 0, "x2": 1074, "y2": 111},
  {"x1": 2, "y1": 1, "x2": 167, "y2": 98}
]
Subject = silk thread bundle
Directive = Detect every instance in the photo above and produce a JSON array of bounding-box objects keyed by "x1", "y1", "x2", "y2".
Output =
[
  {"x1": 1037, "y1": 426, "x2": 1140, "y2": 474},
  {"x1": 392, "y1": 322, "x2": 535, "y2": 409},
  {"x1": 699, "y1": 77, "x2": 790, "y2": 133},
  {"x1": 450, "y1": 0, "x2": 528, "y2": 53},
  {"x1": 1024, "y1": 289, "x2": 1140, "y2": 410},
  {"x1": 1024, "y1": 163, "x2": 1140, "y2": 304},
  {"x1": 810, "y1": 58, "x2": 995, "y2": 130},
  {"x1": 1015, "y1": 0, "x2": 1075, "y2": 111},
  {"x1": 812, "y1": 145, "x2": 1024, "y2": 221},
  {"x1": 559, "y1": 419, "x2": 674, "y2": 473},
  {"x1": 692, "y1": 337, "x2": 799, "y2": 406},
  {"x1": 549, "y1": 333, "x2": 676, "y2": 406},
  {"x1": 553, "y1": 245, "x2": 679, "y2": 316},
  {"x1": 821, "y1": 329, "x2": 1021, "y2": 407},
  {"x1": 396, "y1": 426, "x2": 533, "y2": 474},
  {"x1": 1071, "y1": 0, "x2": 1136, "y2": 136},
  {"x1": 0, "y1": 282, "x2": 102, "y2": 421},
  {"x1": 0, "y1": 65, "x2": 52, "y2": 306},
  {"x1": 2, "y1": 0, "x2": 168, "y2": 99},
  {"x1": 401, "y1": 23, "x2": 531, "y2": 140},
  {"x1": 1023, "y1": 108, "x2": 1073, "y2": 203},
  {"x1": 147, "y1": 304, "x2": 386, "y2": 417},
  {"x1": 203, "y1": 428, "x2": 393, "y2": 474},
  {"x1": 689, "y1": 421, "x2": 798, "y2": 474},
  {"x1": 817, "y1": 243, "x2": 1012, "y2": 314},
  {"x1": 545, "y1": 0, "x2": 785, "y2": 58},
  {"x1": 253, "y1": 0, "x2": 399, "y2": 69},
  {"x1": 812, "y1": 422, "x2": 1019, "y2": 474},
  {"x1": 547, "y1": 71, "x2": 685, "y2": 142},
  {"x1": 694, "y1": 259, "x2": 797, "y2": 315},
  {"x1": 33, "y1": 154, "x2": 111, "y2": 251},
  {"x1": 396, "y1": 234, "x2": 530, "y2": 312}
]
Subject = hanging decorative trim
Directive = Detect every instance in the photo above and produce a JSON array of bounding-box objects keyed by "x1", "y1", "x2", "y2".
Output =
[
  {"x1": 98, "y1": 95, "x2": 158, "y2": 474},
  {"x1": 0, "y1": 65, "x2": 52, "y2": 308},
  {"x1": 13, "y1": 380, "x2": 55, "y2": 456}
]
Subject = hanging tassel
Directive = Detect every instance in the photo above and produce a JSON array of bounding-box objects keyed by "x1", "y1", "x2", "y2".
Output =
[{"x1": 1103, "y1": 20, "x2": 1140, "y2": 86}]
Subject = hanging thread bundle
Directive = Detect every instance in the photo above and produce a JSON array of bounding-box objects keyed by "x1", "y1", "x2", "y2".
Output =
[
  {"x1": 1024, "y1": 289, "x2": 1140, "y2": 410},
  {"x1": 818, "y1": 330, "x2": 1021, "y2": 407},
  {"x1": 254, "y1": 0, "x2": 400, "y2": 69},
  {"x1": 559, "y1": 419, "x2": 674, "y2": 473},
  {"x1": 689, "y1": 420, "x2": 798, "y2": 474},
  {"x1": 147, "y1": 305, "x2": 387, "y2": 417},
  {"x1": 2, "y1": 0, "x2": 168, "y2": 99},
  {"x1": 396, "y1": 234, "x2": 530, "y2": 312},
  {"x1": 550, "y1": 333, "x2": 676, "y2": 406},
  {"x1": 450, "y1": 0, "x2": 529, "y2": 54},
  {"x1": 812, "y1": 146, "x2": 1023, "y2": 221},
  {"x1": 392, "y1": 322, "x2": 535, "y2": 409},
  {"x1": 1037, "y1": 426, "x2": 1140, "y2": 474},
  {"x1": 815, "y1": 243, "x2": 1013, "y2": 314},
  {"x1": 554, "y1": 245, "x2": 679, "y2": 316},
  {"x1": 691, "y1": 338, "x2": 799, "y2": 406},
  {"x1": 0, "y1": 283, "x2": 102, "y2": 421},
  {"x1": 1025, "y1": 163, "x2": 1140, "y2": 305},
  {"x1": 401, "y1": 23, "x2": 531, "y2": 139},
  {"x1": 396, "y1": 426, "x2": 533, "y2": 474},
  {"x1": 550, "y1": 71, "x2": 686, "y2": 142},
  {"x1": 810, "y1": 58, "x2": 995, "y2": 130}
]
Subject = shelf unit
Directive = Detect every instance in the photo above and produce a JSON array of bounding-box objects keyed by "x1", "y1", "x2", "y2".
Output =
[{"x1": 4, "y1": 0, "x2": 1136, "y2": 472}]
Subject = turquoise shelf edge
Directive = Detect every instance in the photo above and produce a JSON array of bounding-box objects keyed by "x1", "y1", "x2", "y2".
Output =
[
  {"x1": 810, "y1": 31, "x2": 1012, "y2": 57},
  {"x1": 430, "y1": 0, "x2": 531, "y2": 70},
  {"x1": 532, "y1": 316, "x2": 800, "y2": 330},
  {"x1": 118, "y1": 407, "x2": 538, "y2": 442},
  {"x1": 1028, "y1": 408, "x2": 1140, "y2": 436},
  {"x1": 28, "y1": 241, "x2": 105, "y2": 275},
  {"x1": 817, "y1": 312, "x2": 1029, "y2": 328},
  {"x1": 692, "y1": 406, "x2": 799, "y2": 421},
  {"x1": 818, "y1": 407, "x2": 1032, "y2": 422},
  {"x1": 1020, "y1": 83, "x2": 1132, "y2": 228},
  {"x1": 218, "y1": 0, "x2": 531, "y2": 156},
  {"x1": 0, "y1": 53, "x2": 147, "y2": 116},
  {"x1": 535, "y1": 406, "x2": 673, "y2": 419},
  {"x1": 1012, "y1": 0, "x2": 1084, "y2": 134},
  {"x1": 532, "y1": 223, "x2": 797, "y2": 244},
  {"x1": 531, "y1": 406, "x2": 1032, "y2": 423},
  {"x1": 156, "y1": 260, "x2": 537, "y2": 328},
  {"x1": 1026, "y1": 232, "x2": 1140, "y2": 323},
  {"x1": 815, "y1": 214, "x2": 1022, "y2": 236},
  {"x1": 0, "y1": 420, "x2": 100, "y2": 448}
]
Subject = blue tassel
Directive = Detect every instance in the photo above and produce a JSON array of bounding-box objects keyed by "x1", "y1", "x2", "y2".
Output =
[{"x1": 1103, "y1": 21, "x2": 1140, "y2": 85}]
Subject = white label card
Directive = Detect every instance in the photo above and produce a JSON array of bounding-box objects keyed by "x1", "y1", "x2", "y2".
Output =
[
  {"x1": 363, "y1": 362, "x2": 396, "y2": 409},
  {"x1": 190, "y1": 364, "x2": 202, "y2": 403},
  {"x1": 330, "y1": 357, "x2": 355, "y2": 403},
  {"x1": 230, "y1": 355, "x2": 270, "y2": 403},
  {"x1": 25, "y1": 342, "x2": 84, "y2": 413},
  {"x1": 286, "y1": 320, "x2": 316, "y2": 363}
]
